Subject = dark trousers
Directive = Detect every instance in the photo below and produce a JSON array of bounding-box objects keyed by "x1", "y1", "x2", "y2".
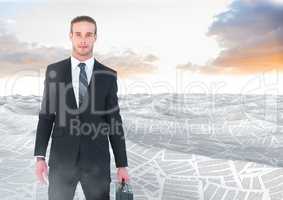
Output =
[{"x1": 48, "y1": 155, "x2": 111, "y2": 200}]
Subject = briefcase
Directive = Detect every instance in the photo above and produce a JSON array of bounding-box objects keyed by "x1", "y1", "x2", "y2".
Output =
[{"x1": 115, "y1": 179, "x2": 134, "y2": 200}]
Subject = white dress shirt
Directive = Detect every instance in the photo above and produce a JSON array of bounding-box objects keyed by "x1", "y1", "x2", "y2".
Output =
[
  {"x1": 36, "y1": 55, "x2": 95, "y2": 159},
  {"x1": 71, "y1": 55, "x2": 95, "y2": 108}
]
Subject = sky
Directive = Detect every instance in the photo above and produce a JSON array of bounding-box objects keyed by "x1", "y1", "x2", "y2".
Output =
[{"x1": 0, "y1": 0, "x2": 282, "y2": 95}]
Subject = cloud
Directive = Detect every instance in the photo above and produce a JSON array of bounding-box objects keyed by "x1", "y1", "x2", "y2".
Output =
[
  {"x1": 204, "y1": 0, "x2": 283, "y2": 74},
  {"x1": 97, "y1": 50, "x2": 159, "y2": 78},
  {"x1": 0, "y1": 19, "x2": 158, "y2": 78},
  {"x1": 0, "y1": 19, "x2": 70, "y2": 77},
  {"x1": 176, "y1": 62, "x2": 204, "y2": 71}
]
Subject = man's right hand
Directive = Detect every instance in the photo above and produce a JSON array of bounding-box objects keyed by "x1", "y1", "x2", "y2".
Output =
[{"x1": 35, "y1": 158, "x2": 48, "y2": 184}]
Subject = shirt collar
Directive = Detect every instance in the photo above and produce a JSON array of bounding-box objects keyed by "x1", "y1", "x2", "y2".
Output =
[{"x1": 71, "y1": 55, "x2": 95, "y2": 71}]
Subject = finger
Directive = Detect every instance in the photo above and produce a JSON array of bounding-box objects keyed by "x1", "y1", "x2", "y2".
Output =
[
  {"x1": 123, "y1": 177, "x2": 128, "y2": 183},
  {"x1": 119, "y1": 176, "x2": 123, "y2": 183},
  {"x1": 37, "y1": 171, "x2": 47, "y2": 185},
  {"x1": 43, "y1": 168, "x2": 48, "y2": 177},
  {"x1": 43, "y1": 172, "x2": 49, "y2": 184},
  {"x1": 37, "y1": 174, "x2": 45, "y2": 184}
]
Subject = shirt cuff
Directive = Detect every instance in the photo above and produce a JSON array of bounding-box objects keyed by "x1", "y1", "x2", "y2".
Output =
[{"x1": 35, "y1": 156, "x2": 45, "y2": 161}]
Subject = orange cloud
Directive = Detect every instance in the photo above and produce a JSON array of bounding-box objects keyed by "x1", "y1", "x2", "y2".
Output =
[{"x1": 209, "y1": 48, "x2": 283, "y2": 75}]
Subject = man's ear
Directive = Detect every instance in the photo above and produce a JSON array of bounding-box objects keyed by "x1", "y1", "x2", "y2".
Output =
[{"x1": 69, "y1": 32, "x2": 72, "y2": 41}]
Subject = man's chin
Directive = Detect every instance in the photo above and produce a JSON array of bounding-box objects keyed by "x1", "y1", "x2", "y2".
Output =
[{"x1": 77, "y1": 51, "x2": 92, "y2": 56}]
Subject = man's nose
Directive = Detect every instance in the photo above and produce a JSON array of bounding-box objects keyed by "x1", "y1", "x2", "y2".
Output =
[
  {"x1": 80, "y1": 37, "x2": 87, "y2": 42},
  {"x1": 80, "y1": 40, "x2": 87, "y2": 44}
]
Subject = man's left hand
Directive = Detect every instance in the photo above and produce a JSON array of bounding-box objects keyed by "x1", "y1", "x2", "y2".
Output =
[{"x1": 117, "y1": 167, "x2": 129, "y2": 183}]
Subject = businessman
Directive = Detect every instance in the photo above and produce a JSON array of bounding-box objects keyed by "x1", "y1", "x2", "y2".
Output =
[{"x1": 34, "y1": 15, "x2": 129, "y2": 200}]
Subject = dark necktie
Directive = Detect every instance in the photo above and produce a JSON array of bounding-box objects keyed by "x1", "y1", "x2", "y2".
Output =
[{"x1": 78, "y1": 63, "x2": 88, "y2": 107}]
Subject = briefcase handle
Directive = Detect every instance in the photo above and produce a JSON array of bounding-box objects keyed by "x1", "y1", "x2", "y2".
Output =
[{"x1": 121, "y1": 178, "x2": 133, "y2": 193}]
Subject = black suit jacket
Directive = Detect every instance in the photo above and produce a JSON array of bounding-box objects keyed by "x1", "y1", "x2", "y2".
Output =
[{"x1": 34, "y1": 57, "x2": 128, "y2": 181}]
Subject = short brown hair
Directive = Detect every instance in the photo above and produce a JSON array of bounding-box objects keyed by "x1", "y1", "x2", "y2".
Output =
[{"x1": 70, "y1": 15, "x2": 97, "y2": 35}]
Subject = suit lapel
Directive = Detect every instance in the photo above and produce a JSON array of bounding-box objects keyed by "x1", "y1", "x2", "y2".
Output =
[
  {"x1": 65, "y1": 57, "x2": 77, "y2": 109},
  {"x1": 88, "y1": 59, "x2": 97, "y2": 90}
]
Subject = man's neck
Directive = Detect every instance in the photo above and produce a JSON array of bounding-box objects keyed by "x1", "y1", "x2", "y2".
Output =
[{"x1": 71, "y1": 52, "x2": 93, "y2": 62}]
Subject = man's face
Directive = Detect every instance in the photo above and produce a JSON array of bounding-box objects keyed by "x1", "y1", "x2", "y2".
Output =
[{"x1": 69, "y1": 21, "x2": 97, "y2": 57}]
